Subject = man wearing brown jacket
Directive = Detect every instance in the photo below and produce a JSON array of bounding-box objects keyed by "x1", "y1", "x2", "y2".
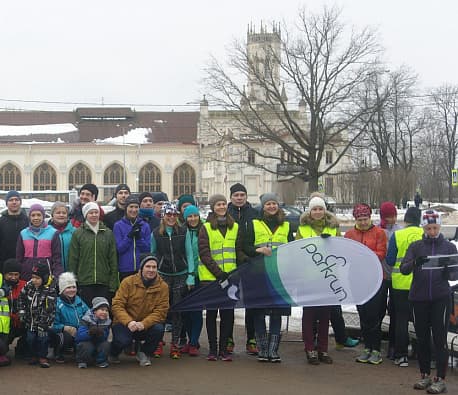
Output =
[{"x1": 110, "y1": 253, "x2": 169, "y2": 366}]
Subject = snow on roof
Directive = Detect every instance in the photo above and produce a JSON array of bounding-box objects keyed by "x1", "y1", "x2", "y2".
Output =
[
  {"x1": 0, "y1": 123, "x2": 77, "y2": 136},
  {"x1": 94, "y1": 127, "x2": 151, "y2": 144}
]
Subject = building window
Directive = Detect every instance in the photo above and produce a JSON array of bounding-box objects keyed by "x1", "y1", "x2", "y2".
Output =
[
  {"x1": 139, "y1": 163, "x2": 161, "y2": 192},
  {"x1": 104, "y1": 163, "x2": 124, "y2": 200},
  {"x1": 325, "y1": 177, "x2": 334, "y2": 196},
  {"x1": 68, "y1": 163, "x2": 92, "y2": 190},
  {"x1": 173, "y1": 163, "x2": 196, "y2": 198},
  {"x1": 281, "y1": 150, "x2": 296, "y2": 163},
  {"x1": 33, "y1": 163, "x2": 56, "y2": 190},
  {"x1": 325, "y1": 150, "x2": 333, "y2": 164},
  {"x1": 247, "y1": 150, "x2": 256, "y2": 165},
  {"x1": 0, "y1": 162, "x2": 21, "y2": 191}
]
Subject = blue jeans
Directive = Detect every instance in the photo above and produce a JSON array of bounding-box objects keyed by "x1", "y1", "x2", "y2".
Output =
[
  {"x1": 110, "y1": 323, "x2": 164, "y2": 356},
  {"x1": 27, "y1": 330, "x2": 48, "y2": 359}
]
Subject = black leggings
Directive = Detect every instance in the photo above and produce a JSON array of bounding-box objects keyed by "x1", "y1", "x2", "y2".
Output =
[
  {"x1": 412, "y1": 297, "x2": 450, "y2": 379},
  {"x1": 206, "y1": 309, "x2": 234, "y2": 354}
]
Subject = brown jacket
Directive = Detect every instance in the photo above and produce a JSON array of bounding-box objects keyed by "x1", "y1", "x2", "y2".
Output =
[{"x1": 112, "y1": 273, "x2": 169, "y2": 330}]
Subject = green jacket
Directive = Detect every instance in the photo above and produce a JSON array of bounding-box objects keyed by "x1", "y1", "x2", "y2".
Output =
[{"x1": 68, "y1": 223, "x2": 119, "y2": 292}]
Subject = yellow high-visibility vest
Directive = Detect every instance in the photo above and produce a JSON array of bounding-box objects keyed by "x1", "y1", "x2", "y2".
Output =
[
  {"x1": 296, "y1": 224, "x2": 337, "y2": 239},
  {"x1": 0, "y1": 274, "x2": 11, "y2": 335},
  {"x1": 198, "y1": 222, "x2": 238, "y2": 281},
  {"x1": 253, "y1": 220, "x2": 289, "y2": 249},
  {"x1": 392, "y1": 226, "x2": 424, "y2": 290}
]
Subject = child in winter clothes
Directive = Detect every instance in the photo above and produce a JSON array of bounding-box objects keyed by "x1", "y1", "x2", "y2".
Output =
[
  {"x1": 2, "y1": 259, "x2": 27, "y2": 362},
  {"x1": 18, "y1": 262, "x2": 57, "y2": 368},
  {"x1": 50, "y1": 272, "x2": 89, "y2": 363},
  {"x1": 75, "y1": 296, "x2": 111, "y2": 368}
]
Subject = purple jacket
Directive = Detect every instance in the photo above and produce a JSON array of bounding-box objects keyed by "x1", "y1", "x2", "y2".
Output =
[
  {"x1": 400, "y1": 233, "x2": 458, "y2": 302},
  {"x1": 113, "y1": 217, "x2": 151, "y2": 273}
]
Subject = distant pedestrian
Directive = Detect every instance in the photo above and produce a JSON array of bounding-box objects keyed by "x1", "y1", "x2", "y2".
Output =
[{"x1": 414, "y1": 192, "x2": 422, "y2": 209}]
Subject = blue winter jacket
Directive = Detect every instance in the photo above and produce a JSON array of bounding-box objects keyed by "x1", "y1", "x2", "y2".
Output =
[
  {"x1": 52, "y1": 295, "x2": 89, "y2": 332},
  {"x1": 113, "y1": 217, "x2": 151, "y2": 273},
  {"x1": 50, "y1": 221, "x2": 76, "y2": 271},
  {"x1": 75, "y1": 309, "x2": 111, "y2": 344}
]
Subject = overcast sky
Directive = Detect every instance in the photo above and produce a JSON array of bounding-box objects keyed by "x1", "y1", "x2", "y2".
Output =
[{"x1": 1, "y1": 0, "x2": 456, "y2": 112}]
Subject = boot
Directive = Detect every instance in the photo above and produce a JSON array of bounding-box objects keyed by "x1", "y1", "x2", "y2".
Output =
[
  {"x1": 255, "y1": 333, "x2": 269, "y2": 362},
  {"x1": 268, "y1": 334, "x2": 281, "y2": 363}
]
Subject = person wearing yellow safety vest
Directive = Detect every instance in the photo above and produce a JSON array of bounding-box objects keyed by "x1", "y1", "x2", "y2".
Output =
[
  {"x1": 243, "y1": 192, "x2": 294, "y2": 363},
  {"x1": 386, "y1": 207, "x2": 422, "y2": 368},
  {"x1": 198, "y1": 194, "x2": 247, "y2": 362},
  {"x1": 296, "y1": 193, "x2": 340, "y2": 365},
  {"x1": 0, "y1": 271, "x2": 12, "y2": 366}
]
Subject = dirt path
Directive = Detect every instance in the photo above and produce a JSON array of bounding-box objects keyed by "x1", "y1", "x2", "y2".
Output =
[{"x1": 3, "y1": 324, "x2": 457, "y2": 395}]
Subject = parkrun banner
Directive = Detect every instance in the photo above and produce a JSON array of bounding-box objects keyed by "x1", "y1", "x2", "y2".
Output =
[{"x1": 172, "y1": 237, "x2": 383, "y2": 312}]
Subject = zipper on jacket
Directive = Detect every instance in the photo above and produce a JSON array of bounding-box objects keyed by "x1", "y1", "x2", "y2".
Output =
[
  {"x1": 94, "y1": 232, "x2": 97, "y2": 284},
  {"x1": 169, "y1": 234, "x2": 177, "y2": 273}
]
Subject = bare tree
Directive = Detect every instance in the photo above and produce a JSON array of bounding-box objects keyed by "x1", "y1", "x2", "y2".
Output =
[
  {"x1": 429, "y1": 85, "x2": 458, "y2": 202},
  {"x1": 202, "y1": 5, "x2": 381, "y2": 191}
]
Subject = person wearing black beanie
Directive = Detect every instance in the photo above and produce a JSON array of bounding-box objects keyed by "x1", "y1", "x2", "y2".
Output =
[
  {"x1": 69, "y1": 183, "x2": 105, "y2": 228},
  {"x1": 385, "y1": 206, "x2": 423, "y2": 369},
  {"x1": 104, "y1": 184, "x2": 131, "y2": 230},
  {"x1": 227, "y1": 183, "x2": 258, "y2": 355}
]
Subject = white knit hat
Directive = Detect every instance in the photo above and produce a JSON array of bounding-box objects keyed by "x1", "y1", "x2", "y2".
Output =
[
  {"x1": 82, "y1": 202, "x2": 99, "y2": 219},
  {"x1": 308, "y1": 196, "x2": 326, "y2": 210},
  {"x1": 58, "y1": 272, "x2": 77, "y2": 294}
]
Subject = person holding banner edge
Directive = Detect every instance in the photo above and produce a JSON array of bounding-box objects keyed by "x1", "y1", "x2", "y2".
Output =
[
  {"x1": 400, "y1": 210, "x2": 457, "y2": 394},
  {"x1": 243, "y1": 192, "x2": 293, "y2": 362},
  {"x1": 295, "y1": 193, "x2": 340, "y2": 365},
  {"x1": 198, "y1": 194, "x2": 247, "y2": 361}
]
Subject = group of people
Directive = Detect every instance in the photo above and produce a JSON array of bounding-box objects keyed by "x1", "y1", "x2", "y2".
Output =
[{"x1": 0, "y1": 183, "x2": 456, "y2": 393}]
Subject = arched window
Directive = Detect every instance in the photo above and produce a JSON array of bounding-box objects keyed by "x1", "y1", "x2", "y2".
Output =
[
  {"x1": 68, "y1": 163, "x2": 92, "y2": 190},
  {"x1": 104, "y1": 163, "x2": 123, "y2": 185},
  {"x1": 173, "y1": 163, "x2": 195, "y2": 198},
  {"x1": 138, "y1": 163, "x2": 161, "y2": 192},
  {"x1": 33, "y1": 163, "x2": 56, "y2": 190},
  {"x1": 0, "y1": 162, "x2": 21, "y2": 191}
]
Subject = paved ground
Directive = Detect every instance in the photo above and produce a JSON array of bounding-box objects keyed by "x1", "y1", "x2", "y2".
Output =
[{"x1": 2, "y1": 323, "x2": 457, "y2": 395}]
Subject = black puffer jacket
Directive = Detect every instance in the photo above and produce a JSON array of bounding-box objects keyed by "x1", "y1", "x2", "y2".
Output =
[{"x1": 0, "y1": 210, "x2": 29, "y2": 271}]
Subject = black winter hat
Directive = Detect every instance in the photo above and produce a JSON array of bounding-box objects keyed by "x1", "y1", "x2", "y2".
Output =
[
  {"x1": 125, "y1": 195, "x2": 139, "y2": 207},
  {"x1": 32, "y1": 261, "x2": 50, "y2": 283},
  {"x1": 404, "y1": 207, "x2": 421, "y2": 226},
  {"x1": 138, "y1": 253, "x2": 158, "y2": 271},
  {"x1": 114, "y1": 184, "x2": 131, "y2": 196},
  {"x1": 152, "y1": 192, "x2": 168, "y2": 203},
  {"x1": 138, "y1": 192, "x2": 153, "y2": 204},
  {"x1": 230, "y1": 183, "x2": 247, "y2": 196},
  {"x1": 79, "y1": 183, "x2": 99, "y2": 200},
  {"x1": 2, "y1": 258, "x2": 21, "y2": 274}
]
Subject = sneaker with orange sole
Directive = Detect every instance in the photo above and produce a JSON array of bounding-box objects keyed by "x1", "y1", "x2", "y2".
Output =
[
  {"x1": 170, "y1": 344, "x2": 181, "y2": 359},
  {"x1": 153, "y1": 341, "x2": 164, "y2": 358}
]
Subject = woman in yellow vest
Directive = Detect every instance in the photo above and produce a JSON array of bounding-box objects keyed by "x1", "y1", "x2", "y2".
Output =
[
  {"x1": 243, "y1": 193, "x2": 293, "y2": 362},
  {"x1": 296, "y1": 193, "x2": 340, "y2": 365},
  {"x1": 198, "y1": 194, "x2": 247, "y2": 362}
]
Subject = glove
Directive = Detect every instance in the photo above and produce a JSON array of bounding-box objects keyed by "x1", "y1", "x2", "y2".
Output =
[
  {"x1": 18, "y1": 310, "x2": 25, "y2": 323},
  {"x1": 217, "y1": 272, "x2": 229, "y2": 282},
  {"x1": 88, "y1": 326, "x2": 99, "y2": 337},
  {"x1": 37, "y1": 326, "x2": 48, "y2": 338},
  {"x1": 438, "y1": 257, "x2": 450, "y2": 267},
  {"x1": 63, "y1": 325, "x2": 77, "y2": 337},
  {"x1": 415, "y1": 256, "x2": 429, "y2": 267},
  {"x1": 320, "y1": 233, "x2": 331, "y2": 238},
  {"x1": 128, "y1": 223, "x2": 141, "y2": 238}
]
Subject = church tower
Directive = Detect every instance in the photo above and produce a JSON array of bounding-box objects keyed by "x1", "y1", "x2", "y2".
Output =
[{"x1": 246, "y1": 22, "x2": 282, "y2": 105}]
